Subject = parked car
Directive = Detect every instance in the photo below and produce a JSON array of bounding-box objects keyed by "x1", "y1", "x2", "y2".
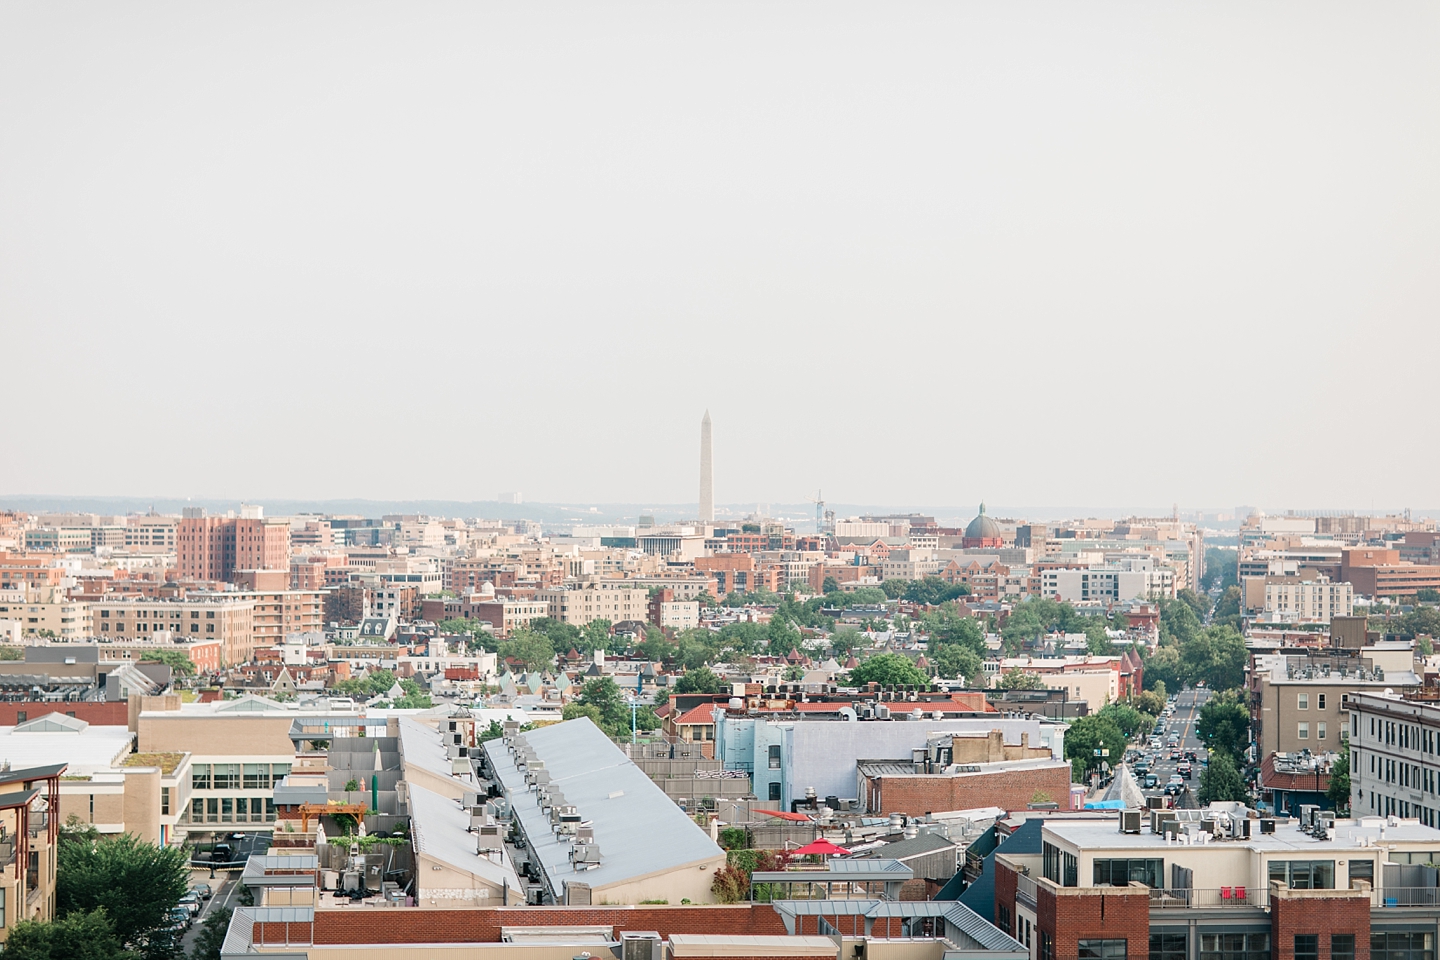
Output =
[
  {"x1": 192, "y1": 882, "x2": 213, "y2": 900},
  {"x1": 167, "y1": 907, "x2": 191, "y2": 931},
  {"x1": 179, "y1": 892, "x2": 201, "y2": 916},
  {"x1": 211, "y1": 843, "x2": 233, "y2": 863}
]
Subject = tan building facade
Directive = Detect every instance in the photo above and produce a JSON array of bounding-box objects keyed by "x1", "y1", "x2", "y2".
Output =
[
  {"x1": 94, "y1": 596, "x2": 257, "y2": 665},
  {"x1": 539, "y1": 582, "x2": 649, "y2": 626}
]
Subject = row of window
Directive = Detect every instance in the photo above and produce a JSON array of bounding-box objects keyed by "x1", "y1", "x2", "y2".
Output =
[
  {"x1": 192, "y1": 763, "x2": 290, "y2": 791},
  {"x1": 1367, "y1": 790, "x2": 1440, "y2": 828},
  {"x1": 1044, "y1": 848, "x2": 1348, "y2": 890},
  {"x1": 1366, "y1": 716, "x2": 1439, "y2": 755},
  {"x1": 1144, "y1": 931, "x2": 1416, "y2": 960},
  {"x1": 190, "y1": 797, "x2": 277, "y2": 823}
]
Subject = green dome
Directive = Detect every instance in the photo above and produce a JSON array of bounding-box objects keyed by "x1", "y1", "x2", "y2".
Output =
[{"x1": 965, "y1": 502, "x2": 1001, "y2": 540}]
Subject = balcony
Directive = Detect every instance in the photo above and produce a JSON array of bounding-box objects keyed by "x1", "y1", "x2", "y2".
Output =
[
  {"x1": 1150, "y1": 886, "x2": 1265, "y2": 909},
  {"x1": 1378, "y1": 888, "x2": 1440, "y2": 908},
  {"x1": 1015, "y1": 873, "x2": 1038, "y2": 908}
]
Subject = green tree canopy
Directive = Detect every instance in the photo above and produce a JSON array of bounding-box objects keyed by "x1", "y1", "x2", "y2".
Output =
[
  {"x1": 1160, "y1": 598, "x2": 1202, "y2": 646},
  {"x1": 931, "y1": 644, "x2": 982, "y2": 683},
  {"x1": 676, "y1": 666, "x2": 723, "y2": 694},
  {"x1": 995, "y1": 668, "x2": 1045, "y2": 690},
  {"x1": 190, "y1": 906, "x2": 233, "y2": 960},
  {"x1": 903, "y1": 577, "x2": 969, "y2": 606},
  {"x1": 2, "y1": 908, "x2": 136, "y2": 960},
  {"x1": 1327, "y1": 752, "x2": 1351, "y2": 813},
  {"x1": 1176, "y1": 588, "x2": 1211, "y2": 621},
  {"x1": 57, "y1": 833, "x2": 188, "y2": 957},
  {"x1": 881, "y1": 580, "x2": 909, "y2": 600},
  {"x1": 499, "y1": 630, "x2": 556, "y2": 671},
  {"x1": 923, "y1": 607, "x2": 986, "y2": 656},
  {"x1": 1142, "y1": 645, "x2": 1182, "y2": 692},
  {"x1": 1197, "y1": 689, "x2": 1250, "y2": 758},
  {"x1": 1201, "y1": 547, "x2": 1238, "y2": 592},
  {"x1": 1211, "y1": 586, "x2": 1243, "y2": 632},
  {"x1": 1064, "y1": 714, "x2": 1126, "y2": 780},
  {"x1": 1180, "y1": 626, "x2": 1247, "y2": 690},
  {"x1": 527, "y1": 618, "x2": 583, "y2": 651},
  {"x1": 636, "y1": 628, "x2": 675, "y2": 662},
  {"x1": 1097, "y1": 701, "x2": 1155, "y2": 739},
  {"x1": 1198, "y1": 751, "x2": 1248, "y2": 804},
  {"x1": 1130, "y1": 689, "x2": 1166, "y2": 716},
  {"x1": 581, "y1": 619, "x2": 614, "y2": 653},
  {"x1": 847, "y1": 653, "x2": 927, "y2": 687},
  {"x1": 576, "y1": 677, "x2": 628, "y2": 728},
  {"x1": 137, "y1": 649, "x2": 194, "y2": 677}
]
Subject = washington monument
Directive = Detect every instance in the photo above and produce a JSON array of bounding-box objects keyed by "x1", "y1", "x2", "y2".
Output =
[{"x1": 699, "y1": 410, "x2": 714, "y2": 522}]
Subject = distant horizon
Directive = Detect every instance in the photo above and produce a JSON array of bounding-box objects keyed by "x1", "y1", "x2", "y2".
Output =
[{"x1": 2, "y1": 493, "x2": 1434, "y2": 527}]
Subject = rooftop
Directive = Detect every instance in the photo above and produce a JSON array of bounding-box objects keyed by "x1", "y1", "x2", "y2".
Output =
[
  {"x1": 483, "y1": 716, "x2": 725, "y2": 895},
  {"x1": 0, "y1": 723, "x2": 134, "y2": 776},
  {"x1": 407, "y1": 782, "x2": 521, "y2": 891},
  {"x1": 122, "y1": 752, "x2": 186, "y2": 774},
  {"x1": 1045, "y1": 813, "x2": 1440, "y2": 855}
]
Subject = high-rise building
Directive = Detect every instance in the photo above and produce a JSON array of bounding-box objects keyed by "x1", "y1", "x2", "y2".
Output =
[
  {"x1": 698, "y1": 410, "x2": 714, "y2": 522},
  {"x1": 177, "y1": 511, "x2": 290, "y2": 583}
]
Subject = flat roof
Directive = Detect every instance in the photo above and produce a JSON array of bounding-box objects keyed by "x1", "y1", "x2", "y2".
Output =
[
  {"x1": 398, "y1": 717, "x2": 457, "y2": 782},
  {"x1": 1045, "y1": 815, "x2": 1440, "y2": 854},
  {"x1": 484, "y1": 717, "x2": 724, "y2": 893},
  {"x1": 0, "y1": 725, "x2": 133, "y2": 776}
]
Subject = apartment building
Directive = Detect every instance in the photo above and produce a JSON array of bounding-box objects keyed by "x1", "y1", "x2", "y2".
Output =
[
  {"x1": 995, "y1": 806, "x2": 1440, "y2": 960},
  {"x1": 94, "y1": 595, "x2": 256, "y2": 665},
  {"x1": 0, "y1": 585, "x2": 92, "y2": 639},
  {"x1": 539, "y1": 581, "x2": 649, "y2": 626},
  {"x1": 1041, "y1": 558, "x2": 1175, "y2": 604},
  {"x1": 1252, "y1": 648, "x2": 1420, "y2": 759},
  {"x1": 1349, "y1": 692, "x2": 1440, "y2": 825},
  {"x1": 0, "y1": 764, "x2": 67, "y2": 945},
  {"x1": 1264, "y1": 578, "x2": 1354, "y2": 621},
  {"x1": 1340, "y1": 549, "x2": 1440, "y2": 600},
  {"x1": 122, "y1": 517, "x2": 178, "y2": 554},
  {"x1": 695, "y1": 554, "x2": 782, "y2": 597},
  {"x1": 176, "y1": 510, "x2": 290, "y2": 582}
]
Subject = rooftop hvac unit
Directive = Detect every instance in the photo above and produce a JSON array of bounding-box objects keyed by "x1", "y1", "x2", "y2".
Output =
[
  {"x1": 577, "y1": 824, "x2": 595, "y2": 843},
  {"x1": 1147, "y1": 796, "x2": 1166, "y2": 811},
  {"x1": 571, "y1": 842, "x2": 602, "y2": 867},
  {"x1": 875, "y1": 705, "x2": 890, "y2": 720},
  {"x1": 462, "y1": 791, "x2": 484, "y2": 809},
  {"x1": 1299, "y1": 804, "x2": 1319, "y2": 828},
  {"x1": 621, "y1": 932, "x2": 663, "y2": 960},
  {"x1": 1151, "y1": 810, "x2": 1177, "y2": 834},
  {"x1": 1120, "y1": 810, "x2": 1143, "y2": 834},
  {"x1": 1260, "y1": 818, "x2": 1276, "y2": 834},
  {"x1": 564, "y1": 880, "x2": 592, "y2": 905},
  {"x1": 446, "y1": 744, "x2": 462, "y2": 759},
  {"x1": 476, "y1": 825, "x2": 503, "y2": 852}
]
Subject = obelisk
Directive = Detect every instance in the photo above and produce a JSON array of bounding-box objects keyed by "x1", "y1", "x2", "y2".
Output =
[{"x1": 699, "y1": 411, "x2": 714, "y2": 522}]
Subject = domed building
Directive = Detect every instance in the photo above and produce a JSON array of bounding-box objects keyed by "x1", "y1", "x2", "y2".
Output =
[{"x1": 961, "y1": 502, "x2": 1004, "y2": 549}]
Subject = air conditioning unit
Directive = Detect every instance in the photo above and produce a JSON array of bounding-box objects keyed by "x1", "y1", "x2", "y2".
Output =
[
  {"x1": 571, "y1": 842, "x2": 602, "y2": 867},
  {"x1": 621, "y1": 932, "x2": 663, "y2": 960},
  {"x1": 1260, "y1": 818, "x2": 1276, "y2": 834},
  {"x1": 476, "y1": 824, "x2": 503, "y2": 851},
  {"x1": 1120, "y1": 810, "x2": 1142, "y2": 834}
]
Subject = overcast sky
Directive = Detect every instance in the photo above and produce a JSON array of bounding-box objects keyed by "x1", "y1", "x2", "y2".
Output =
[{"x1": 2, "y1": 3, "x2": 1436, "y2": 513}]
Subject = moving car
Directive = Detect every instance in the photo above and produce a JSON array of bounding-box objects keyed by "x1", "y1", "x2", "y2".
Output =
[
  {"x1": 1177, "y1": 762, "x2": 1193, "y2": 779},
  {"x1": 211, "y1": 843, "x2": 233, "y2": 863},
  {"x1": 1144, "y1": 774, "x2": 1158, "y2": 789},
  {"x1": 1184, "y1": 750, "x2": 1198, "y2": 762}
]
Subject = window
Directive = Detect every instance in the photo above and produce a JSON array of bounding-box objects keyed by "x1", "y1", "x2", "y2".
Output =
[
  {"x1": 0, "y1": 887, "x2": 5, "y2": 928},
  {"x1": 1299, "y1": 723, "x2": 1309, "y2": 740},
  {"x1": 192, "y1": 798, "x2": 203, "y2": 821},
  {"x1": 1296, "y1": 936, "x2": 1319, "y2": 960},
  {"x1": 161, "y1": 787, "x2": 170, "y2": 816},
  {"x1": 243, "y1": 764, "x2": 269, "y2": 790},
  {"x1": 1043, "y1": 842, "x2": 1077, "y2": 886},
  {"x1": 1041, "y1": 933, "x2": 1054, "y2": 960},
  {"x1": 997, "y1": 904, "x2": 1012, "y2": 936},
  {"x1": 1151, "y1": 933, "x2": 1186, "y2": 960},
  {"x1": 212, "y1": 764, "x2": 239, "y2": 789},
  {"x1": 1079, "y1": 940, "x2": 1127, "y2": 960},
  {"x1": 1318, "y1": 694, "x2": 1326, "y2": 710},
  {"x1": 206, "y1": 798, "x2": 218, "y2": 823},
  {"x1": 1319, "y1": 723, "x2": 1328, "y2": 741},
  {"x1": 1299, "y1": 694, "x2": 1309, "y2": 710},
  {"x1": 1373, "y1": 932, "x2": 1434, "y2": 960},
  {"x1": 13, "y1": 712, "x2": 24, "y2": 724},
  {"x1": 265, "y1": 798, "x2": 277, "y2": 822},
  {"x1": 768, "y1": 782, "x2": 781, "y2": 801},
  {"x1": 221, "y1": 798, "x2": 233, "y2": 823},
  {"x1": 768, "y1": 745, "x2": 781, "y2": 769},
  {"x1": 236, "y1": 798, "x2": 248, "y2": 821},
  {"x1": 1269, "y1": 860, "x2": 1335, "y2": 889},
  {"x1": 1334, "y1": 936, "x2": 1356, "y2": 960},
  {"x1": 1350, "y1": 859, "x2": 1375, "y2": 887},
  {"x1": 1094, "y1": 858, "x2": 1164, "y2": 887},
  {"x1": 1201, "y1": 933, "x2": 1270, "y2": 960}
]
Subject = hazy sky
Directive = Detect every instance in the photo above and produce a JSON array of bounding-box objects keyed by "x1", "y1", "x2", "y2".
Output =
[{"x1": 2, "y1": 3, "x2": 1436, "y2": 512}]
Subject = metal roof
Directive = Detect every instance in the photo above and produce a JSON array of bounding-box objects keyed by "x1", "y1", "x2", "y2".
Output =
[
  {"x1": 483, "y1": 716, "x2": 724, "y2": 895},
  {"x1": 408, "y1": 782, "x2": 521, "y2": 889},
  {"x1": 398, "y1": 716, "x2": 459, "y2": 782},
  {"x1": 753, "y1": 858, "x2": 912, "y2": 883},
  {"x1": 770, "y1": 898, "x2": 1026, "y2": 955}
]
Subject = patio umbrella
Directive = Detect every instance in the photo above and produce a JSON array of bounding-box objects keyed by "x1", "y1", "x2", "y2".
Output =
[{"x1": 792, "y1": 838, "x2": 851, "y2": 856}]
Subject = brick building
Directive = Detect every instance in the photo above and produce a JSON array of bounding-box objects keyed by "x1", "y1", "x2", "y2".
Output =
[
  {"x1": 177, "y1": 511, "x2": 290, "y2": 582},
  {"x1": 994, "y1": 806, "x2": 1440, "y2": 960}
]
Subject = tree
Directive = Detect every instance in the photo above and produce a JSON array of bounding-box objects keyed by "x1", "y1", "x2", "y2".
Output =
[
  {"x1": 881, "y1": 579, "x2": 909, "y2": 600},
  {"x1": 822, "y1": 576, "x2": 840, "y2": 594},
  {"x1": 576, "y1": 677, "x2": 628, "y2": 728},
  {"x1": 766, "y1": 617, "x2": 801, "y2": 657},
  {"x1": 1143, "y1": 645, "x2": 1182, "y2": 692},
  {"x1": 1180, "y1": 626, "x2": 1247, "y2": 690},
  {"x1": 903, "y1": 577, "x2": 968, "y2": 606},
  {"x1": 1197, "y1": 689, "x2": 1250, "y2": 759},
  {"x1": 527, "y1": 618, "x2": 583, "y2": 651},
  {"x1": 499, "y1": 631, "x2": 555, "y2": 671},
  {"x1": 828, "y1": 626, "x2": 863, "y2": 656},
  {"x1": 137, "y1": 649, "x2": 195, "y2": 677},
  {"x1": 1201, "y1": 547, "x2": 1238, "y2": 592},
  {"x1": 675, "y1": 666, "x2": 723, "y2": 694},
  {"x1": 437, "y1": 618, "x2": 497, "y2": 651},
  {"x1": 995, "y1": 668, "x2": 1045, "y2": 691},
  {"x1": 846, "y1": 653, "x2": 926, "y2": 687},
  {"x1": 57, "y1": 833, "x2": 188, "y2": 957},
  {"x1": 1417, "y1": 588, "x2": 1440, "y2": 604},
  {"x1": 1198, "y1": 751, "x2": 1248, "y2": 804},
  {"x1": 2, "y1": 908, "x2": 136, "y2": 960},
  {"x1": 581, "y1": 619, "x2": 613, "y2": 653},
  {"x1": 636, "y1": 629, "x2": 674, "y2": 662},
  {"x1": 1130, "y1": 689, "x2": 1166, "y2": 716},
  {"x1": 1065, "y1": 715, "x2": 1125, "y2": 780},
  {"x1": 190, "y1": 907, "x2": 233, "y2": 960},
  {"x1": 924, "y1": 608, "x2": 986, "y2": 656},
  {"x1": 1097, "y1": 701, "x2": 1154, "y2": 739},
  {"x1": 1212, "y1": 586, "x2": 1243, "y2": 632},
  {"x1": 931, "y1": 644, "x2": 981, "y2": 683},
  {"x1": 1160, "y1": 598, "x2": 1202, "y2": 646},
  {"x1": 1327, "y1": 752, "x2": 1351, "y2": 813},
  {"x1": 1177, "y1": 588, "x2": 1211, "y2": 621}
]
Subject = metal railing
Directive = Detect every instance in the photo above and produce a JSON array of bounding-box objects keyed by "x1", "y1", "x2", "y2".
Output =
[
  {"x1": 1378, "y1": 888, "x2": 1440, "y2": 907},
  {"x1": 1016, "y1": 874, "x2": 1038, "y2": 907},
  {"x1": 1150, "y1": 887, "x2": 1264, "y2": 909}
]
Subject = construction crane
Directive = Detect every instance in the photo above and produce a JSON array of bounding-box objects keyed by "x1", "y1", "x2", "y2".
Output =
[{"x1": 807, "y1": 490, "x2": 832, "y2": 535}]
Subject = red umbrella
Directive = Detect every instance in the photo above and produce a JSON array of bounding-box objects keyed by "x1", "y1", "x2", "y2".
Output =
[{"x1": 792, "y1": 838, "x2": 851, "y2": 856}]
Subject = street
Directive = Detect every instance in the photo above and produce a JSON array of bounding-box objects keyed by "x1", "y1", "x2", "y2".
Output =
[{"x1": 1131, "y1": 687, "x2": 1212, "y2": 803}]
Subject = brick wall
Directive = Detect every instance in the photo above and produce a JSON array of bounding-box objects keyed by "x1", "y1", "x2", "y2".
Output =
[
  {"x1": 871, "y1": 764, "x2": 1073, "y2": 815},
  {"x1": 993, "y1": 857, "x2": 1018, "y2": 931},
  {"x1": 1037, "y1": 882, "x2": 1149, "y2": 960},
  {"x1": 1270, "y1": 889, "x2": 1371, "y2": 960},
  {"x1": 262, "y1": 905, "x2": 789, "y2": 946},
  {"x1": 0, "y1": 701, "x2": 129, "y2": 726}
]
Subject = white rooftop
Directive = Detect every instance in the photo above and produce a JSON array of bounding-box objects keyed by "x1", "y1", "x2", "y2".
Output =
[{"x1": 0, "y1": 724, "x2": 134, "y2": 775}]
